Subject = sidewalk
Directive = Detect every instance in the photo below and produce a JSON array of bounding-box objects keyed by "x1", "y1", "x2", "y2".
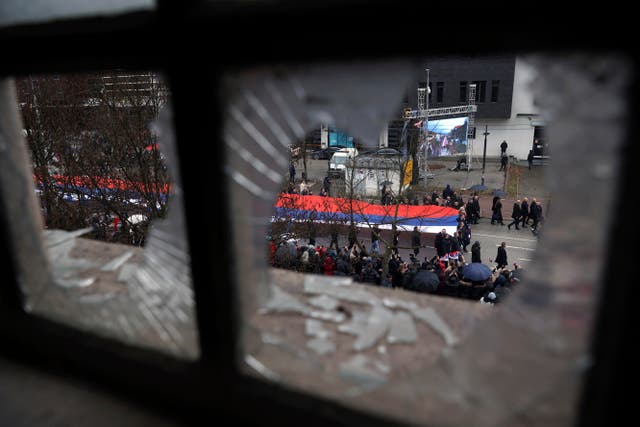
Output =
[{"x1": 418, "y1": 156, "x2": 550, "y2": 215}]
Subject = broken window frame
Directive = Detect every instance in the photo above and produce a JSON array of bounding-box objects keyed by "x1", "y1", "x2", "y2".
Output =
[{"x1": 0, "y1": 2, "x2": 637, "y2": 427}]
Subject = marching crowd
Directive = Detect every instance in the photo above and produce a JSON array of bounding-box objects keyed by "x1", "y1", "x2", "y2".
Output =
[{"x1": 269, "y1": 182, "x2": 539, "y2": 305}]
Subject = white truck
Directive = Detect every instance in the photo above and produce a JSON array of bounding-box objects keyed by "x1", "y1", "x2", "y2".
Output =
[{"x1": 328, "y1": 148, "x2": 357, "y2": 177}]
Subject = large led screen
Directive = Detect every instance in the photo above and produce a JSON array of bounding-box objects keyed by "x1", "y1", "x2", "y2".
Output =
[{"x1": 422, "y1": 116, "x2": 468, "y2": 157}]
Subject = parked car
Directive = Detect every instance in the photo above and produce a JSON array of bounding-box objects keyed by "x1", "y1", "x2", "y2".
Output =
[
  {"x1": 373, "y1": 148, "x2": 402, "y2": 156},
  {"x1": 311, "y1": 145, "x2": 345, "y2": 160}
]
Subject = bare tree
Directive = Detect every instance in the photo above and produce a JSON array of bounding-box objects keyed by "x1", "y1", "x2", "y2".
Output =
[{"x1": 17, "y1": 71, "x2": 170, "y2": 244}]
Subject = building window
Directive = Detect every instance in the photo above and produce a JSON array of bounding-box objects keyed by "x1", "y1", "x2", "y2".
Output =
[
  {"x1": 459, "y1": 81, "x2": 467, "y2": 102},
  {"x1": 472, "y1": 80, "x2": 486, "y2": 102},
  {"x1": 436, "y1": 82, "x2": 444, "y2": 103},
  {"x1": 491, "y1": 80, "x2": 500, "y2": 102}
]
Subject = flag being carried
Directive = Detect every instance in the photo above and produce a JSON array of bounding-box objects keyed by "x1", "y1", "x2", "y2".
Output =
[{"x1": 274, "y1": 194, "x2": 459, "y2": 234}]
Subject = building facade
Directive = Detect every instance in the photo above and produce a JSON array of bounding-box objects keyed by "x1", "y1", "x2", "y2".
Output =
[{"x1": 398, "y1": 55, "x2": 545, "y2": 162}]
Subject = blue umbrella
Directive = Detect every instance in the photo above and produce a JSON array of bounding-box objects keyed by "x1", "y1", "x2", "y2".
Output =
[
  {"x1": 492, "y1": 189, "x2": 507, "y2": 197},
  {"x1": 462, "y1": 263, "x2": 493, "y2": 282},
  {"x1": 468, "y1": 184, "x2": 488, "y2": 192}
]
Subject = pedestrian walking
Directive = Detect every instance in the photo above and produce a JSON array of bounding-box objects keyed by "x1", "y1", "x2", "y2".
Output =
[
  {"x1": 500, "y1": 140, "x2": 508, "y2": 156},
  {"x1": 530, "y1": 200, "x2": 543, "y2": 232},
  {"x1": 491, "y1": 198, "x2": 505, "y2": 225},
  {"x1": 472, "y1": 195, "x2": 481, "y2": 223},
  {"x1": 529, "y1": 198, "x2": 539, "y2": 229},
  {"x1": 507, "y1": 199, "x2": 522, "y2": 230},
  {"x1": 527, "y1": 149, "x2": 534, "y2": 170},
  {"x1": 457, "y1": 221, "x2": 471, "y2": 252},
  {"x1": 499, "y1": 153, "x2": 508, "y2": 171},
  {"x1": 520, "y1": 197, "x2": 530, "y2": 227},
  {"x1": 493, "y1": 241, "x2": 508, "y2": 269}
]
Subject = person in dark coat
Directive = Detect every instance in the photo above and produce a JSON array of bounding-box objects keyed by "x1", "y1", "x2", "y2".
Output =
[
  {"x1": 434, "y1": 228, "x2": 448, "y2": 257},
  {"x1": 471, "y1": 195, "x2": 481, "y2": 223},
  {"x1": 465, "y1": 199, "x2": 476, "y2": 224},
  {"x1": 500, "y1": 140, "x2": 508, "y2": 155},
  {"x1": 440, "y1": 233, "x2": 453, "y2": 255},
  {"x1": 335, "y1": 255, "x2": 351, "y2": 276},
  {"x1": 529, "y1": 198, "x2": 539, "y2": 229},
  {"x1": 442, "y1": 184, "x2": 454, "y2": 200},
  {"x1": 323, "y1": 175, "x2": 331, "y2": 196},
  {"x1": 520, "y1": 197, "x2": 530, "y2": 227},
  {"x1": 498, "y1": 153, "x2": 508, "y2": 171},
  {"x1": 458, "y1": 221, "x2": 471, "y2": 252},
  {"x1": 471, "y1": 241, "x2": 482, "y2": 263},
  {"x1": 494, "y1": 241, "x2": 508, "y2": 269},
  {"x1": 530, "y1": 200, "x2": 543, "y2": 232},
  {"x1": 450, "y1": 232, "x2": 462, "y2": 254},
  {"x1": 411, "y1": 226, "x2": 422, "y2": 256},
  {"x1": 431, "y1": 191, "x2": 438, "y2": 204},
  {"x1": 527, "y1": 149, "x2": 534, "y2": 170},
  {"x1": 289, "y1": 161, "x2": 296, "y2": 183},
  {"x1": 507, "y1": 199, "x2": 522, "y2": 230},
  {"x1": 491, "y1": 198, "x2": 505, "y2": 225},
  {"x1": 361, "y1": 260, "x2": 379, "y2": 284}
]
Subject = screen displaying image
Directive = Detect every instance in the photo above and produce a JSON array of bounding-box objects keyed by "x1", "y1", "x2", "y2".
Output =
[{"x1": 422, "y1": 116, "x2": 468, "y2": 157}]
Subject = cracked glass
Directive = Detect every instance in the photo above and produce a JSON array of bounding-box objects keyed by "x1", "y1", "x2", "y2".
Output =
[
  {"x1": 223, "y1": 55, "x2": 630, "y2": 426},
  {"x1": 0, "y1": 71, "x2": 199, "y2": 360}
]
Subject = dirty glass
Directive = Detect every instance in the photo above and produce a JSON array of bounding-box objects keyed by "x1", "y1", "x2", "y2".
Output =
[
  {"x1": 223, "y1": 55, "x2": 629, "y2": 426},
  {"x1": 1, "y1": 71, "x2": 198, "y2": 360}
]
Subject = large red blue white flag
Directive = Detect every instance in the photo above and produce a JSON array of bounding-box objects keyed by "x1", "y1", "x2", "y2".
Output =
[{"x1": 274, "y1": 194, "x2": 459, "y2": 234}]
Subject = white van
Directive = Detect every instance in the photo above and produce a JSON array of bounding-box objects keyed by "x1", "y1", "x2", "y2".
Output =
[{"x1": 328, "y1": 149, "x2": 354, "y2": 176}]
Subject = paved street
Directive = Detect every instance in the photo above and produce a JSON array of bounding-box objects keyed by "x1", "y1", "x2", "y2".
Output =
[
  {"x1": 292, "y1": 215, "x2": 538, "y2": 271},
  {"x1": 286, "y1": 153, "x2": 547, "y2": 271}
]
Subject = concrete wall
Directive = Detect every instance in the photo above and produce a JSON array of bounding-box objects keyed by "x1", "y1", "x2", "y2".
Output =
[
  {"x1": 345, "y1": 165, "x2": 403, "y2": 198},
  {"x1": 469, "y1": 57, "x2": 543, "y2": 161}
]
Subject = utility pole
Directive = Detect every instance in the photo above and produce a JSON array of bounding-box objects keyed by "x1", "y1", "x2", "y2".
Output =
[{"x1": 481, "y1": 125, "x2": 489, "y2": 185}]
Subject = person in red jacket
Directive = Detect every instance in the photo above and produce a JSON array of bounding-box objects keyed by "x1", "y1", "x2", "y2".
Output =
[{"x1": 323, "y1": 255, "x2": 336, "y2": 276}]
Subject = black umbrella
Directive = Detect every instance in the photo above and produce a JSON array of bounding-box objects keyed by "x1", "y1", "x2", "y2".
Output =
[
  {"x1": 411, "y1": 270, "x2": 440, "y2": 293},
  {"x1": 468, "y1": 184, "x2": 488, "y2": 192},
  {"x1": 379, "y1": 180, "x2": 394, "y2": 187},
  {"x1": 492, "y1": 189, "x2": 507, "y2": 197},
  {"x1": 462, "y1": 263, "x2": 493, "y2": 282}
]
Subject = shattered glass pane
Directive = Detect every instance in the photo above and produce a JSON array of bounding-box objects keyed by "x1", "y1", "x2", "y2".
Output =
[
  {"x1": 225, "y1": 55, "x2": 628, "y2": 426},
  {"x1": 1, "y1": 72, "x2": 198, "y2": 359},
  {"x1": 387, "y1": 311, "x2": 417, "y2": 344}
]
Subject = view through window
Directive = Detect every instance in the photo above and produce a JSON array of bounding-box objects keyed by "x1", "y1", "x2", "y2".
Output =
[
  {"x1": 224, "y1": 54, "x2": 628, "y2": 426},
  {"x1": 10, "y1": 70, "x2": 199, "y2": 360}
]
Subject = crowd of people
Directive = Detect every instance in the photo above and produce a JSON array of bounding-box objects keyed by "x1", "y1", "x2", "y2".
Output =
[
  {"x1": 270, "y1": 178, "x2": 540, "y2": 305},
  {"x1": 269, "y1": 231, "x2": 522, "y2": 305}
]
